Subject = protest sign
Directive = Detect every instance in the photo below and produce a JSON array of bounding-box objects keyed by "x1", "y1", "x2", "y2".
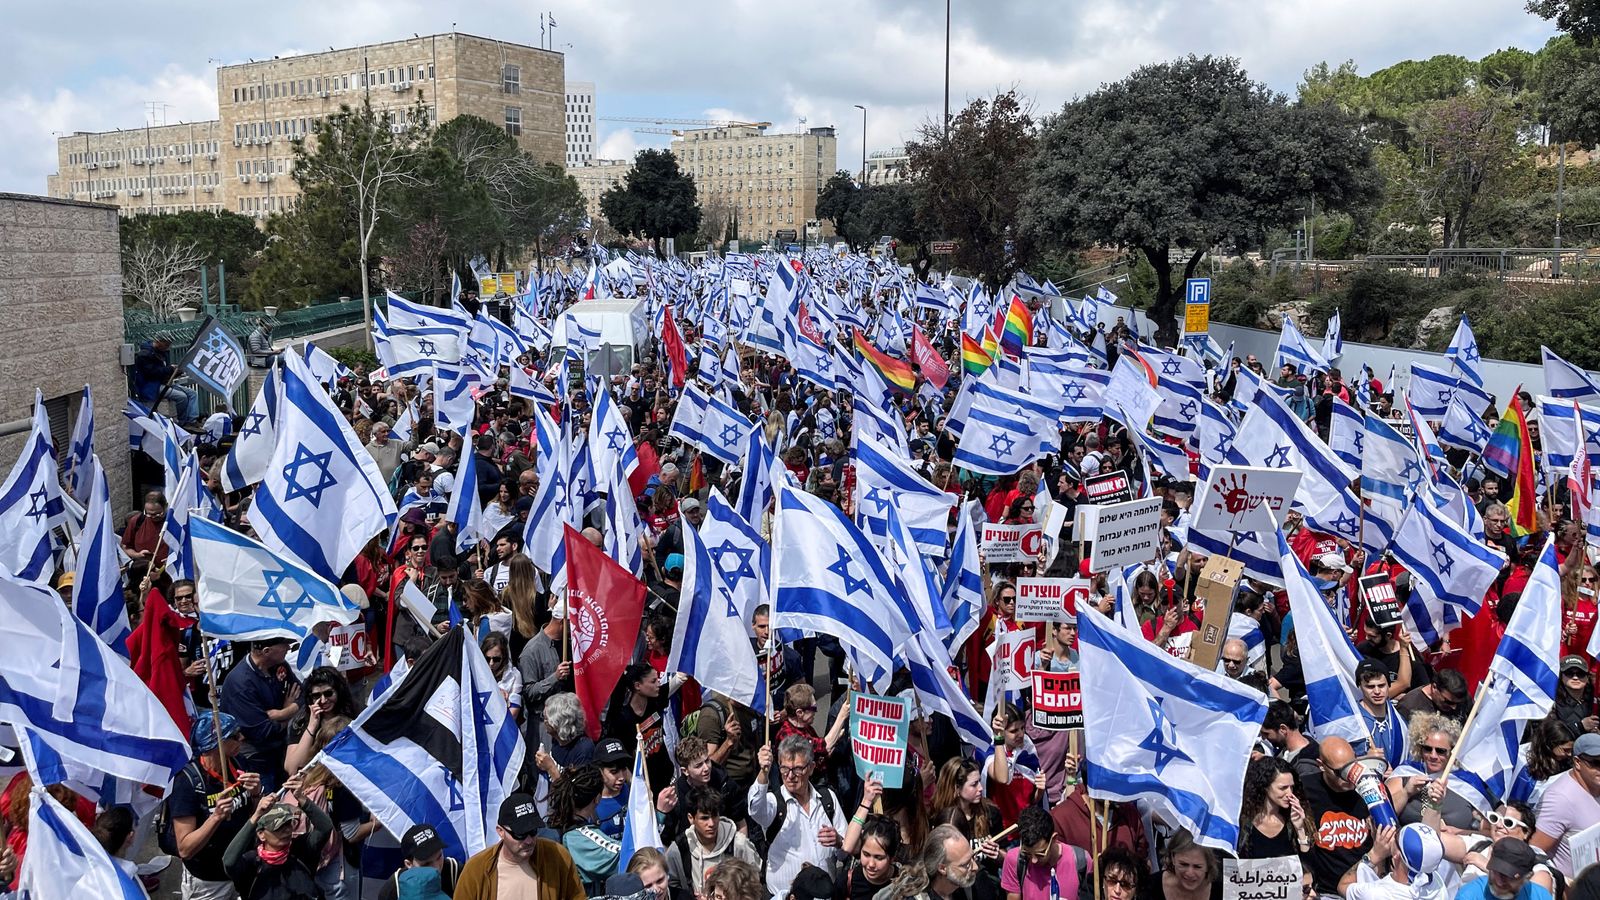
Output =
[
  {"x1": 1222, "y1": 857, "x2": 1303, "y2": 900},
  {"x1": 1083, "y1": 471, "x2": 1133, "y2": 505},
  {"x1": 1015, "y1": 577, "x2": 1088, "y2": 624},
  {"x1": 1190, "y1": 556, "x2": 1246, "y2": 670},
  {"x1": 982, "y1": 523, "x2": 1044, "y2": 564},
  {"x1": 324, "y1": 622, "x2": 374, "y2": 671},
  {"x1": 1042, "y1": 500, "x2": 1071, "y2": 567},
  {"x1": 1088, "y1": 498, "x2": 1163, "y2": 572},
  {"x1": 177, "y1": 316, "x2": 248, "y2": 411},
  {"x1": 993, "y1": 629, "x2": 1035, "y2": 691},
  {"x1": 1361, "y1": 574, "x2": 1404, "y2": 630},
  {"x1": 1571, "y1": 821, "x2": 1600, "y2": 876},
  {"x1": 1193, "y1": 465, "x2": 1301, "y2": 533},
  {"x1": 1032, "y1": 670, "x2": 1082, "y2": 730},
  {"x1": 1074, "y1": 504, "x2": 1100, "y2": 545},
  {"x1": 849, "y1": 693, "x2": 910, "y2": 789}
]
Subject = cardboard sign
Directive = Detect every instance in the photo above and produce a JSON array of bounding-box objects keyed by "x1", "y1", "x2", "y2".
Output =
[
  {"x1": 1074, "y1": 504, "x2": 1100, "y2": 544},
  {"x1": 1361, "y1": 573, "x2": 1404, "y2": 630},
  {"x1": 1189, "y1": 555, "x2": 1246, "y2": 671},
  {"x1": 1088, "y1": 498, "x2": 1164, "y2": 572},
  {"x1": 1032, "y1": 670, "x2": 1082, "y2": 730},
  {"x1": 1083, "y1": 471, "x2": 1133, "y2": 505},
  {"x1": 1570, "y1": 821, "x2": 1600, "y2": 876},
  {"x1": 1222, "y1": 857, "x2": 1303, "y2": 900},
  {"x1": 324, "y1": 622, "x2": 374, "y2": 672},
  {"x1": 982, "y1": 523, "x2": 1045, "y2": 563},
  {"x1": 1015, "y1": 577, "x2": 1089, "y2": 623},
  {"x1": 849, "y1": 693, "x2": 910, "y2": 789},
  {"x1": 1193, "y1": 465, "x2": 1302, "y2": 533}
]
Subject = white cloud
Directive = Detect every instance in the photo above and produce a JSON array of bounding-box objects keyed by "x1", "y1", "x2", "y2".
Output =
[{"x1": 595, "y1": 128, "x2": 640, "y2": 162}]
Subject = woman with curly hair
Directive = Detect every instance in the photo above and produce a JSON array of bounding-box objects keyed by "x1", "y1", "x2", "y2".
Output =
[
  {"x1": 702, "y1": 857, "x2": 764, "y2": 900},
  {"x1": 1236, "y1": 756, "x2": 1309, "y2": 859},
  {"x1": 546, "y1": 764, "x2": 616, "y2": 896},
  {"x1": 1385, "y1": 712, "x2": 1475, "y2": 829}
]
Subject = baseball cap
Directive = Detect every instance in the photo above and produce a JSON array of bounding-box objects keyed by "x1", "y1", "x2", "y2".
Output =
[
  {"x1": 665, "y1": 553, "x2": 685, "y2": 574},
  {"x1": 254, "y1": 803, "x2": 298, "y2": 833},
  {"x1": 1562, "y1": 655, "x2": 1589, "y2": 675},
  {"x1": 418, "y1": 441, "x2": 442, "y2": 456},
  {"x1": 1316, "y1": 552, "x2": 1353, "y2": 573},
  {"x1": 1575, "y1": 732, "x2": 1600, "y2": 758},
  {"x1": 401, "y1": 823, "x2": 447, "y2": 861},
  {"x1": 1487, "y1": 837, "x2": 1537, "y2": 879},
  {"x1": 679, "y1": 497, "x2": 702, "y2": 514},
  {"x1": 790, "y1": 864, "x2": 835, "y2": 900},
  {"x1": 498, "y1": 793, "x2": 544, "y2": 835},
  {"x1": 594, "y1": 738, "x2": 630, "y2": 767},
  {"x1": 1355, "y1": 658, "x2": 1390, "y2": 683},
  {"x1": 1311, "y1": 577, "x2": 1339, "y2": 593}
]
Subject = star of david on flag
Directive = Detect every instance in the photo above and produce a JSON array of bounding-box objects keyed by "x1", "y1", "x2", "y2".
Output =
[{"x1": 190, "y1": 516, "x2": 360, "y2": 641}]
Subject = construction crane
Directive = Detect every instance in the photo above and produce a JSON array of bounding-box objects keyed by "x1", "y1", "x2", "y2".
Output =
[{"x1": 597, "y1": 115, "x2": 773, "y2": 130}]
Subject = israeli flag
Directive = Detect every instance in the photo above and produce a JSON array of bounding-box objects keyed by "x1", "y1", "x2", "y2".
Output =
[
  {"x1": 250, "y1": 352, "x2": 399, "y2": 583},
  {"x1": 1145, "y1": 347, "x2": 1206, "y2": 444},
  {"x1": 222, "y1": 360, "x2": 280, "y2": 492},
  {"x1": 668, "y1": 382, "x2": 753, "y2": 466},
  {"x1": 1274, "y1": 316, "x2": 1329, "y2": 374},
  {"x1": 161, "y1": 448, "x2": 209, "y2": 580},
  {"x1": 671, "y1": 498, "x2": 765, "y2": 711},
  {"x1": 1542, "y1": 346, "x2": 1600, "y2": 403},
  {"x1": 318, "y1": 628, "x2": 524, "y2": 862},
  {"x1": 73, "y1": 457, "x2": 131, "y2": 658},
  {"x1": 1026, "y1": 353, "x2": 1109, "y2": 424},
  {"x1": 1439, "y1": 395, "x2": 1493, "y2": 455},
  {"x1": 432, "y1": 361, "x2": 479, "y2": 438},
  {"x1": 1537, "y1": 395, "x2": 1600, "y2": 473},
  {"x1": 1389, "y1": 489, "x2": 1507, "y2": 644},
  {"x1": 1187, "y1": 527, "x2": 1285, "y2": 588},
  {"x1": 444, "y1": 444, "x2": 484, "y2": 554},
  {"x1": 1363, "y1": 414, "x2": 1426, "y2": 506},
  {"x1": 0, "y1": 390, "x2": 66, "y2": 581},
  {"x1": 1078, "y1": 603, "x2": 1266, "y2": 852},
  {"x1": 616, "y1": 737, "x2": 663, "y2": 871},
  {"x1": 601, "y1": 452, "x2": 645, "y2": 577},
  {"x1": 1455, "y1": 535, "x2": 1560, "y2": 813},
  {"x1": 735, "y1": 426, "x2": 780, "y2": 527},
  {"x1": 17, "y1": 784, "x2": 149, "y2": 900},
  {"x1": 696, "y1": 490, "x2": 769, "y2": 626},
  {"x1": 855, "y1": 431, "x2": 955, "y2": 559},
  {"x1": 1406, "y1": 363, "x2": 1457, "y2": 420},
  {"x1": 1322, "y1": 310, "x2": 1343, "y2": 362},
  {"x1": 772, "y1": 483, "x2": 912, "y2": 687},
  {"x1": 954, "y1": 404, "x2": 1057, "y2": 476},
  {"x1": 386, "y1": 291, "x2": 471, "y2": 344},
  {"x1": 1328, "y1": 397, "x2": 1363, "y2": 470},
  {"x1": 1229, "y1": 390, "x2": 1360, "y2": 541},
  {"x1": 588, "y1": 386, "x2": 640, "y2": 481},
  {"x1": 1196, "y1": 399, "x2": 1238, "y2": 483},
  {"x1": 0, "y1": 565, "x2": 190, "y2": 793},
  {"x1": 523, "y1": 407, "x2": 576, "y2": 581},
  {"x1": 853, "y1": 393, "x2": 911, "y2": 455},
  {"x1": 1276, "y1": 531, "x2": 1367, "y2": 746},
  {"x1": 1445, "y1": 315, "x2": 1484, "y2": 387},
  {"x1": 64, "y1": 385, "x2": 95, "y2": 507},
  {"x1": 191, "y1": 516, "x2": 360, "y2": 640}
]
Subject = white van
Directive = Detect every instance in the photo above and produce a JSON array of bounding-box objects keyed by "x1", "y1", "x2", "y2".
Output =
[{"x1": 550, "y1": 299, "x2": 651, "y2": 378}]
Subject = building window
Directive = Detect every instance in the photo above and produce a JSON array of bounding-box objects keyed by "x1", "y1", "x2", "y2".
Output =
[
  {"x1": 504, "y1": 107, "x2": 522, "y2": 137},
  {"x1": 502, "y1": 64, "x2": 521, "y2": 94}
]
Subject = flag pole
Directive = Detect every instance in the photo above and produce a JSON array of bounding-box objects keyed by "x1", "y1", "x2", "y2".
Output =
[
  {"x1": 189, "y1": 553, "x2": 232, "y2": 784},
  {"x1": 1439, "y1": 672, "x2": 1495, "y2": 781}
]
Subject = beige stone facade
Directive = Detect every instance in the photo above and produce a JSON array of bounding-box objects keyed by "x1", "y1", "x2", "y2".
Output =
[
  {"x1": 0, "y1": 194, "x2": 134, "y2": 516},
  {"x1": 569, "y1": 159, "x2": 632, "y2": 225},
  {"x1": 865, "y1": 147, "x2": 908, "y2": 186},
  {"x1": 47, "y1": 33, "x2": 565, "y2": 222},
  {"x1": 671, "y1": 125, "x2": 837, "y2": 242}
]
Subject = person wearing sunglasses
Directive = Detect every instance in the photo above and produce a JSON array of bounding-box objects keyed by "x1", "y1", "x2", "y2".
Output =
[
  {"x1": 1460, "y1": 802, "x2": 1558, "y2": 895},
  {"x1": 1553, "y1": 656, "x2": 1599, "y2": 739},
  {"x1": 1384, "y1": 713, "x2": 1476, "y2": 830},
  {"x1": 1566, "y1": 569, "x2": 1600, "y2": 665},
  {"x1": 453, "y1": 792, "x2": 581, "y2": 900}
]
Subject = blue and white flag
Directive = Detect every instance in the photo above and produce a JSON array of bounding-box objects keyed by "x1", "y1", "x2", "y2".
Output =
[
  {"x1": 942, "y1": 502, "x2": 985, "y2": 655},
  {"x1": 1538, "y1": 395, "x2": 1600, "y2": 473},
  {"x1": 1077, "y1": 603, "x2": 1266, "y2": 852},
  {"x1": 1543, "y1": 346, "x2": 1600, "y2": 403},
  {"x1": 1454, "y1": 535, "x2": 1560, "y2": 814},
  {"x1": 72, "y1": 457, "x2": 130, "y2": 658},
  {"x1": 1328, "y1": 398, "x2": 1363, "y2": 471},
  {"x1": 1439, "y1": 395, "x2": 1493, "y2": 455},
  {"x1": 668, "y1": 382, "x2": 754, "y2": 466},
  {"x1": 384, "y1": 292, "x2": 471, "y2": 358},
  {"x1": 771, "y1": 484, "x2": 912, "y2": 687},
  {"x1": 222, "y1": 360, "x2": 280, "y2": 492},
  {"x1": 855, "y1": 431, "x2": 955, "y2": 559},
  {"x1": 431, "y1": 361, "x2": 479, "y2": 438},
  {"x1": 1362, "y1": 414, "x2": 1426, "y2": 506},
  {"x1": 601, "y1": 452, "x2": 645, "y2": 577},
  {"x1": 318, "y1": 628, "x2": 524, "y2": 862},
  {"x1": 18, "y1": 785, "x2": 149, "y2": 900},
  {"x1": 616, "y1": 738, "x2": 663, "y2": 871},
  {"x1": 1276, "y1": 531, "x2": 1368, "y2": 746},
  {"x1": 161, "y1": 448, "x2": 211, "y2": 581},
  {"x1": 954, "y1": 403, "x2": 1057, "y2": 476},
  {"x1": 1274, "y1": 316, "x2": 1329, "y2": 374},
  {"x1": 1196, "y1": 399, "x2": 1238, "y2": 483},
  {"x1": 1144, "y1": 347, "x2": 1206, "y2": 445},
  {"x1": 696, "y1": 490, "x2": 769, "y2": 626},
  {"x1": 852, "y1": 393, "x2": 911, "y2": 456},
  {"x1": 671, "y1": 500, "x2": 765, "y2": 712},
  {"x1": 1187, "y1": 527, "x2": 1285, "y2": 588},
  {"x1": 1322, "y1": 310, "x2": 1343, "y2": 362},
  {"x1": 524, "y1": 407, "x2": 575, "y2": 581},
  {"x1": 250, "y1": 353, "x2": 398, "y2": 583},
  {"x1": 444, "y1": 443, "x2": 484, "y2": 554},
  {"x1": 0, "y1": 389, "x2": 66, "y2": 582},
  {"x1": 1389, "y1": 489, "x2": 1506, "y2": 645},
  {"x1": 191, "y1": 516, "x2": 361, "y2": 640},
  {"x1": 735, "y1": 426, "x2": 779, "y2": 526},
  {"x1": 64, "y1": 385, "x2": 95, "y2": 507},
  {"x1": 0, "y1": 565, "x2": 190, "y2": 793},
  {"x1": 1228, "y1": 390, "x2": 1360, "y2": 542},
  {"x1": 1406, "y1": 363, "x2": 1457, "y2": 420},
  {"x1": 588, "y1": 386, "x2": 640, "y2": 481},
  {"x1": 1445, "y1": 315, "x2": 1484, "y2": 388}
]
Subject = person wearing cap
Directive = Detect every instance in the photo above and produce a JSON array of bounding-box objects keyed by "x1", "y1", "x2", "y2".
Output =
[
  {"x1": 1553, "y1": 655, "x2": 1598, "y2": 738},
  {"x1": 652, "y1": 497, "x2": 703, "y2": 572},
  {"x1": 169, "y1": 712, "x2": 260, "y2": 898},
  {"x1": 1532, "y1": 732, "x2": 1600, "y2": 876},
  {"x1": 375, "y1": 824, "x2": 462, "y2": 900},
  {"x1": 1338, "y1": 822, "x2": 1462, "y2": 900},
  {"x1": 220, "y1": 636, "x2": 302, "y2": 791},
  {"x1": 452, "y1": 792, "x2": 583, "y2": 900},
  {"x1": 1354, "y1": 658, "x2": 1408, "y2": 767},
  {"x1": 1455, "y1": 837, "x2": 1554, "y2": 900},
  {"x1": 787, "y1": 863, "x2": 835, "y2": 900},
  {"x1": 1462, "y1": 802, "x2": 1558, "y2": 893},
  {"x1": 222, "y1": 794, "x2": 334, "y2": 899}
]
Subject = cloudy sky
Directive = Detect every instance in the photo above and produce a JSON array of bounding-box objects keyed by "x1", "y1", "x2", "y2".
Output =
[{"x1": 2, "y1": 0, "x2": 1556, "y2": 195}]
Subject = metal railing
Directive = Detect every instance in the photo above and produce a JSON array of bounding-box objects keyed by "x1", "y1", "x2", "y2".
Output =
[
  {"x1": 123, "y1": 296, "x2": 369, "y2": 348},
  {"x1": 1271, "y1": 248, "x2": 1600, "y2": 282}
]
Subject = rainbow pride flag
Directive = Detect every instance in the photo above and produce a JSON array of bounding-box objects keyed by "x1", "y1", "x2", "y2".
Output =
[
  {"x1": 1483, "y1": 392, "x2": 1538, "y2": 536},
  {"x1": 961, "y1": 332, "x2": 992, "y2": 376},
  {"x1": 853, "y1": 328, "x2": 916, "y2": 391},
  {"x1": 998, "y1": 294, "x2": 1032, "y2": 357}
]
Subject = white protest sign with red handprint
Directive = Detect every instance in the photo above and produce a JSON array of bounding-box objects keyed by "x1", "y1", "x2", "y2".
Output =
[{"x1": 1193, "y1": 465, "x2": 1303, "y2": 533}]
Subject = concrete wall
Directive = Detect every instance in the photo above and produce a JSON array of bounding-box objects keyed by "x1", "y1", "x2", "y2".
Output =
[{"x1": 0, "y1": 193, "x2": 134, "y2": 517}]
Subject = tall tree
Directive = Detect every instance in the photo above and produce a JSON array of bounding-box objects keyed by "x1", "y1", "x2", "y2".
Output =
[
  {"x1": 905, "y1": 90, "x2": 1037, "y2": 292},
  {"x1": 1408, "y1": 93, "x2": 1520, "y2": 248},
  {"x1": 599, "y1": 149, "x2": 701, "y2": 255},
  {"x1": 292, "y1": 99, "x2": 430, "y2": 349},
  {"x1": 1024, "y1": 55, "x2": 1379, "y2": 345},
  {"x1": 817, "y1": 171, "x2": 868, "y2": 249},
  {"x1": 1529, "y1": 0, "x2": 1600, "y2": 44}
]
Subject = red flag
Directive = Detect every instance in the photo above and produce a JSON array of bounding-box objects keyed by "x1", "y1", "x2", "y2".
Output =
[
  {"x1": 661, "y1": 304, "x2": 688, "y2": 388},
  {"x1": 128, "y1": 587, "x2": 196, "y2": 737},
  {"x1": 564, "y1": 524, "x2": 647, "y2": 739},
  {"x1": 911, "y1": 324, "x2": 949, "y2": 390}
]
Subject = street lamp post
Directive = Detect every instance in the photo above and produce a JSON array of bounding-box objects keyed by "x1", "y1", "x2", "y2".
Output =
[{"x1": 854, "y1": 105, "x2": 867, "y2": 186}]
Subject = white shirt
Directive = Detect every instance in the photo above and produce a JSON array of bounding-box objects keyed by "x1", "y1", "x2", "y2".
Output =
[
  {"x1": 745, "y1": 780, "x2": 847, "y2": 898},
  {"x1": 1343, "y1": 861, "x2": 1457, "y2": 900}
]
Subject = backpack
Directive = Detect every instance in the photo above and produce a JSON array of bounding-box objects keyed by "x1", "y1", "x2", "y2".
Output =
[
  {"x1": 758, "y1": 783, "x2": 838, "y2": 879},
  {"x1": 679, "y1": 696, "x2": 728, "y2": 740},
  {"x1": 155, "y1": 763, "x2": 212, "y2": 856},
  {"x1": 1014, "y1": 843, "x2": 1093, "y2": 900}
]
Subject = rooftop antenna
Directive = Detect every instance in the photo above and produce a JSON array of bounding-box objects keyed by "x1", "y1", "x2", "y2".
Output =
[{"x1": 144, "y1": 101, "x2": 170, "y2": 127}]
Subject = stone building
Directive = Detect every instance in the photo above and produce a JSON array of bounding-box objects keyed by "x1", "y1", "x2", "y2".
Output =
[
  {"x1": 671, "y1": 124, "x2": 837, "y2": 243},
  {"x1": 569, "y1": 159, "x2": 632, "y2": 225},
  {"x1": 47, "y1": 33, "x2": 565, "y2": 222},
  {"x1": 566, "y1": 81, "x2": 596, "y2": 167}
]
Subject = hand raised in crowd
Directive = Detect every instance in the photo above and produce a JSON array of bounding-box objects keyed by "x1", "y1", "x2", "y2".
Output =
[
  {"x1": 1061, "y1": 753, "x2": 1081, "y2": 783},
  {"x1": 756, "y1": 743, "x2": 773, "y2": 778},
  {"x1": 185, "y1": 659, "x2": 208, "y2": 678},
  {"x1": 535, "y1": 748, "x2": 559, "y2": 778},
  {"x1": 234, "y1": 770, "x2": 262, "y2": 797},
  {"x1": 655, "y1": 784, "x2": 678, "y2": 814},
  {"x1": 723, "y1": 713, "x2": 742, "y2": 742}
]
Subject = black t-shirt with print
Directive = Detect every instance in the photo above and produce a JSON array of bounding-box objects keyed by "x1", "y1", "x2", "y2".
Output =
[{"x1": 1298, "y1": 767, "x2": 1373, "y2": 895}]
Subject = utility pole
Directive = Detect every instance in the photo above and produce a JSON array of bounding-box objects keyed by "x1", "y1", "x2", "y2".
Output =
[
  {"x1": 854, "y1": 105, "x2": 867, "y2": 185},
  {"x1": 943, "y1": 0, "x2": 951, "y2": 136},
  {"x1": 1556, "y1": 129, "x2": 1566, "y2": 278}
]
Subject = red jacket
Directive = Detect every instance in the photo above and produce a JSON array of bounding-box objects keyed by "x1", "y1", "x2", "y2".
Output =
[{"x1": 128, "y1": 587, "x2": 195, "y2": 738}]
